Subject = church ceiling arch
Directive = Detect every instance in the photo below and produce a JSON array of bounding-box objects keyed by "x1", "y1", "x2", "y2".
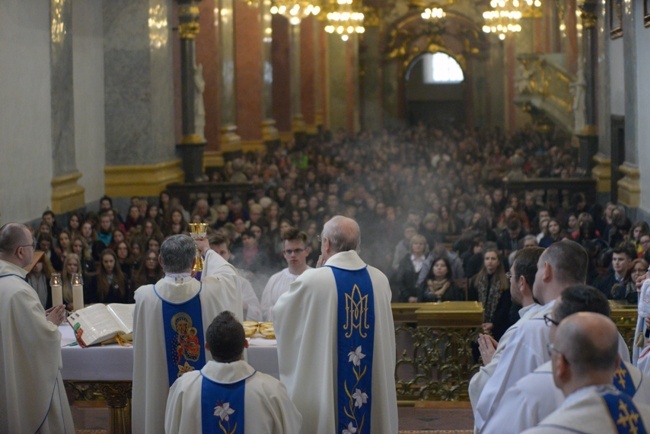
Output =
[{"x1": 383, "y1": 8, "x2": 490, "y2": 71}]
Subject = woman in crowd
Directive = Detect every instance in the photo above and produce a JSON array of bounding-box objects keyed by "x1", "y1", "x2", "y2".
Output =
[
  {"x1": 469, "y1": 248, "x2": 513, "y2": 341},
  {"x1": 26, "y1": 251, "x2": 53, "y2": 309},
  {"x1": 55, "y1": 229, "x2": 73, "y2": 263},
  {"x1": 71, "y1": 236, "x2": 96, "y2": 278},
  {"x1": 147, "y1": 237, "x2": 162, "y2": 255},
  {"x1": 631, "y1": 221, "x2": 650, "y2": 257},
  {"x1": 61, "y1": 253, "x2": 82, "y2": 310},
  {"x1": 538, "y1": 218, "x2": 563, "y2": 248},
  {"x1": 611, "y1": 258, "x2": 648, "y2": 303},
  {"x1": 38, "y1": 232, "x2": 62, "y2": 272},
  {"x1": 163, "y1": 207, "x2": 189, "y2": 236},
  {"x1": 146, "y1": 204, "x2": 163, "y2": 228},
  {"x1": 85, "y1": 249, "x2": 131, "y2": 304},
  {"x1": 131, "y1": 250, "x2": 164, "y2": 289},
  {"x1": 66, "y1": 212, "x2": 82, "y2": 238},
  {"x1": 418, "y1": 255, "x2": 464, "y2": 303},
  {"x1": 394, "y1": 234, "x2": 429, "y2": 303},
  {"x1": 124, "y1": 205, "x2": 143, "y2": 233},
  {"x1": 115, "y1": 241, "x2": 134, "y2": 283},
  {"x1": 130, "y1": 239, "x2": 144, "y2": 271}
]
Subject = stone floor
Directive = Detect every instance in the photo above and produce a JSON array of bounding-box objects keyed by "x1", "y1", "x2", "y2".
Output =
[{"x1": 72, "y1": 401, "x2": 474, "y2": 433}]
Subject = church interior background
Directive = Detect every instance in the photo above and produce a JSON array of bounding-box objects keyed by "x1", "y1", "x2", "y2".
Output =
[
  {"x1": 3, "y1": 0, "x2": 650, "y2": 430},
  {"x1": 2, "y1": 0, "x2": 649, "y2": 224}
]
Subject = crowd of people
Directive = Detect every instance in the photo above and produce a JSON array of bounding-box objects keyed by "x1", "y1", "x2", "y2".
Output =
[
  {"x1": 26, "y1": 125, "x2": 649, "y2": 328},
  {"x1": 7, "y1": 124, "x2": 650, "y2": 432}
]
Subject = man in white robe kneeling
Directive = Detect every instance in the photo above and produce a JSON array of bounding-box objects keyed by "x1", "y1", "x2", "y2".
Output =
[
  {"x1": 133, "y1": 234, "x2": 243, "y2": 434},
  {"x1": 274, "y1": 215, "x2": 398, "y2": 434},
  {"x1": 165, "y1": 310, "x2": 302, "y2": 433}
]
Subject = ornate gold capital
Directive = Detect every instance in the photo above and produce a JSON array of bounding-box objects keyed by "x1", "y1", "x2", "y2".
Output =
[
  {"x1": 580, "y1": 11, "x2": 597, "y2": 28},
  {"x1": 179, "y1": 22, "x2": 200, "y2": 39}
]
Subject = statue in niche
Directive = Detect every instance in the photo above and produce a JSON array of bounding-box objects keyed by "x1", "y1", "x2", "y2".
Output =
[
  {"x1": 515, "y1": 62, "x2": 533, "y2": 94},
  {"x1": 194, "y1": 63, "x2": 206, "y2": 142},
  {"x1": 570, "y1": 72, "x2": 587, "y2": 134}
]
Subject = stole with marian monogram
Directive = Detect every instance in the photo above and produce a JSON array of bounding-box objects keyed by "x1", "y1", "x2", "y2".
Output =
[{"x1": 329, "y1": 266, "x2": 376, "y2": 434}]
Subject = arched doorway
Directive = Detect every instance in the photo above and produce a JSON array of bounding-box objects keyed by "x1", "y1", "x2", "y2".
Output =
[{"x1": 405, "y1": 52, "x2": 466, "y2": 126}]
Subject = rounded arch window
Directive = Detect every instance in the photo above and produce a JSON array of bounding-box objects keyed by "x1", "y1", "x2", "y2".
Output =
[{"x1": 422, "y1": 52, "x2": 464, "y2": 84}]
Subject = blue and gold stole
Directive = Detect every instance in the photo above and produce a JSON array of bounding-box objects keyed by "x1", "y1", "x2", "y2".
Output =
[
  {"x1": 601, "y1": 388, "x2": 648, "y2": 434},
  {"x1": 200, "y1": 370, "x2": 254, "y2": 434},
  {"x1": 613, "y1": 363, "x2": 637, "y2": 397},
  {"x1": 154, "y1": 283, "x2": 206, "y2": 386},
  {"x1": 328, "y1": 265, "x2": 375, "y2": 434}
]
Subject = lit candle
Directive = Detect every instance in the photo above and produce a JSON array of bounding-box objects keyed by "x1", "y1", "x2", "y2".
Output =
[
  {"x1": 50, "y1": 273, "x2": 63, "y2": 307},
  {"x1": 72, "y1": 273, "x2": 84, "y2": 311}
]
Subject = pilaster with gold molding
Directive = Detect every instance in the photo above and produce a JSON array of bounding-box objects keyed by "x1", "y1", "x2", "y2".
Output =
[
  {"x1": 618, "y1": 163, "x2": 640, "y2": 208},
  {"x1": 50, "y1": 0, "x2": 84, "y2": 212},
  {"x1": 218, "y1": 0, "x2": 242, "y2": 157},
  {"x1": 177, "y1": 0, "x2": 207, "y2": 182},
  {"x1": 576, "y1": 0, "x2": 599, "y2": 173},
  {"x1": 105, "y1": 160, "x2": 184, "y2": 197},
  {"x1": 591, "y1": 153, "x2": 611, "y2": 193},
  {"x1": 103, "y1": 0, "x2": 176, "y2": 197},
  {"x1": 290, "y1": 23, "x2": 306, "y2": 144},
  {"x1": 261, "y1": 0, "x2": 279, "y2": 148}
]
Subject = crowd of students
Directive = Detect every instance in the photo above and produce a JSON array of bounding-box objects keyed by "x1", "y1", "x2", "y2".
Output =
[{"x1": 26, "y1": 125, "x2": 649, "y2": 321}]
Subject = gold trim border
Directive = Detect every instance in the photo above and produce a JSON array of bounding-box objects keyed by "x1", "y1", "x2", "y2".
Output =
[
  {"x1": 220, "y1": 125, "x2": 242, "y2": 154},
  {"x1": 51, "y1": 172, "x2": 85, "y2": 214},
  {"x1": 204, "y1": 151, "x2": 225, "y2": 168},
  {"x1": 105, "y1": 159, "x2": 184, "y2": 197},
  {"x1": 279, "y1": 131, "x2": 294, "y2": 143},
  {"x1": 618, "y1": 163, "x2": 640, "y2": 207},
  {"x1": 241, "y1": 140, "x2": 266, "y2": 153},
  {"x1": 592, "y1": 154, "x2": 611, "y2": 193}
]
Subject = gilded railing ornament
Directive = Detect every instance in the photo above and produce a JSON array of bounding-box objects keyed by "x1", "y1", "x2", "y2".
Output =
[{"x1": 514, "y1": 53, "x2": 574, "y2": 133}]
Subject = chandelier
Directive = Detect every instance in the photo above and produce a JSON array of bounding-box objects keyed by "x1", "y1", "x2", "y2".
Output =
[
  {"x1": 518, "y1": 0, "x2": 542, "y2": 18},
  {"x1": 323, "y1": 0, "x2": 365, "y2": 41},
  {"x1": 482, "y1": 0, "x2": 522, "y2": 40},
  {"x1": 421, "y1": 7, "x2": 446, "y2": 20},
  {"x1": 270, "y1": 0, "x2": 320, "y2": 25}
]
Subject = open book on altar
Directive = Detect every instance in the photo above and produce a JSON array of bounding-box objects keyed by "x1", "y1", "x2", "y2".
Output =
[{"x1": 67, "y1": 303, "x2": 135, "y2": 347}]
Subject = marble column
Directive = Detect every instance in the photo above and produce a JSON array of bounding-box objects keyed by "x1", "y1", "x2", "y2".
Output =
[
  {"x1": 218, "y1": 0, "x2": 242, "y2": 157},
  {"x1": 272, "y1": 15, "x2": 292, "y2": 140},
  {"x1": 103, "y1": 0, "x2": 183, "y2": 197},
  {"x1": 234, "y1": 0, "x2": 264, "y2": 153},
  {"x1": 300, "y1": 17, "x2": 317, "y2": 137},
  {"x1": 290, "y1": 22, "x2": 306, "y2": 145},
  {"x1": 360, "y1": 25, "x2": 382, "y2": 131},
  {"x1": 260, "y1": 0, "x2": 279, "y2": 148},
  {"x1": 177, "y1": 0, "x2": 207, "y2": 182},
  {"x1": 50, "y1": 0, "x2": 85, "y2": 213},
  {"x1": 593, "y1": 0, "x2": 611, "y2": 195},
  {"x1": 575, "y1": 0, "x2": 599, "y2": 175},
  {"x1": 617, "y1": 0, "x2": 639, "y2": 207}
]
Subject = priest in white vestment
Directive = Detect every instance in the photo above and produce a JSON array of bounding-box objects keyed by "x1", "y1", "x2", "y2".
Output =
[
  {"x1": 274, "y1": 216, "x2": 398, "y2": 434},
  {"x1": 474, "y1": 241, "x2": 601, "y2": 431},
  {"x1": 260, "y1": 228, "x2": 311, "y2": 321},
  {"x1": 484, "y1": 285, "x2": 641, "y2": 434},
  {"x1": 469, "y1": 247, "x2": 543, "y2": 408},
  {"x1": 0, "y1": 223, "x2": 73, "y2": 433},
  {"x1": 133, "y1": 234, "x2": 243, "y2": 434},
  {"x1": 208, "y1": 233, "x2": 263, "y2": 322},
  {"x1": 165, "y1": 311, "x2": 301, "y2": 433},
  {"x1": 522, "y1": 312, "x2": 650, "y2": 434}
]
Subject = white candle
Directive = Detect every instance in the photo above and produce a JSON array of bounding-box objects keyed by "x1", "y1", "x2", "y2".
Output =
[
  {"x1": 52, "y1": 284, "x2": 63, "y2": 307},
  {"x1": 72, "y1": 284, "x2": 84, "y2": 311}
]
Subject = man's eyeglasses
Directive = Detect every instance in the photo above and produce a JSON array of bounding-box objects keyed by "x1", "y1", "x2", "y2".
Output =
[
  {"x1": 546, "y1": 342, "x2": 563, "y2": 358},
  {"x1": 283, "y1": 248, "x2": 305, "y2": 256},
  {"x1": 543, "y1": 314, "x2": 559, "y2": 327},
  {"x1": 18, "y1": 240, "x2": 37, "y2": 250}
]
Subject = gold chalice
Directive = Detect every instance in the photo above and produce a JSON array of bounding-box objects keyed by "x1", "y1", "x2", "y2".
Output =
[{"x1": 189, "y1": 223, "x2": 209, "y2": 272}]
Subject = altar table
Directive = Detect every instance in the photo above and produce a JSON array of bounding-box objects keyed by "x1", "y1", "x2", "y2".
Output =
[{"x1": 59, "y1": 325, "x2": 279, "y2": 434}]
